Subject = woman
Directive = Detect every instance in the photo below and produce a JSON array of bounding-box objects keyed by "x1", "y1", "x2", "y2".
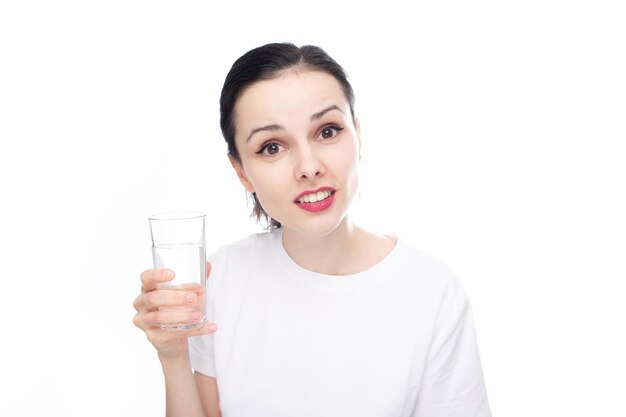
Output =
[{"x1": 133, "y1": 43, "x2": 491, "y2": 417}]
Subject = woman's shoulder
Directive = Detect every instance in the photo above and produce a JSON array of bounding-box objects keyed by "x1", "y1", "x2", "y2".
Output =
[
  {"x1": 385, "y1": 235, "x2": 463, "y2": 289},
  {"x1": 209, "y1": 229, "x2": 280, "y2": 260},
  {"x1": 395, "y1": 238, "x2": 452, "y2": 270},
  {"x1": 229, "y1": 228, "x2": 279, "y2": 248}
]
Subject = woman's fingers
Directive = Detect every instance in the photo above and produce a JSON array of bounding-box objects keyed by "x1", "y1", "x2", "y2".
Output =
[
  {"x1": 140, "y1": 268, "x2": 175, "y2": 292},
  {"x1": 205, "y1": 261, "x2": 212, "y2": 279},
  {"x1": 190, "y1": 321, "x2": 218, "y2": 335},
  {"x1": 134, "y1": 265, "x2": 217, "y2": 357},
  {"x1": 142, "y1": 322, "x2": 218, "y2": 347},
  {"x1": 141, "y1": 308, "x2": 204, "y2": 327},
  {"x1": 139, "y1": 289, "x2": 198, "y2": 311}
]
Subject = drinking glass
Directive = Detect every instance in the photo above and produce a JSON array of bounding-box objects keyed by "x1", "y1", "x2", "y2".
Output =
[{"x1": 148, "y1": 211, "x2": 206, "y2": 330}]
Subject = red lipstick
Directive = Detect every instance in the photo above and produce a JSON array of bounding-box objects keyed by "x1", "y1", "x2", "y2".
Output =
[{"x1": 294, "y1": 187, "x2": 336, "y2": 213}]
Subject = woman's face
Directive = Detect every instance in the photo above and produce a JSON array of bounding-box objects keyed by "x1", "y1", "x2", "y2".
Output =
[{"x1": 230, "y1": 70, "x2": 361, "y2": 237}]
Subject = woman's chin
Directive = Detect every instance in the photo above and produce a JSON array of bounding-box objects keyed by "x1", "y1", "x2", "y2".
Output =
[{"x1": 281, "y1": 215, "x2": 350, "y2": 240}]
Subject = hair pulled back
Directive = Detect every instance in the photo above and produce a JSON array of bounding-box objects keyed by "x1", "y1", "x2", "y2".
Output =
[{"x1": 220, "y1": 42, "x2": 355, "y2": 229}]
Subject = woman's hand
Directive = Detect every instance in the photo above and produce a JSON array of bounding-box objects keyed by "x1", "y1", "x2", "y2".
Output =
[{"x1": 133, "y1": 262, "x2": 217, "y2": 361}]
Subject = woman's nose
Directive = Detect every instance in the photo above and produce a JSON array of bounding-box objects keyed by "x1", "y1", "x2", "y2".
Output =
[{"x1": 294, "y1": 146, "x2": 325, "y2": 181}]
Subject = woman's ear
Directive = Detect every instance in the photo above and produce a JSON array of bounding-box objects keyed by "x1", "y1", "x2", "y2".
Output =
[{"x1": 228, "y1": 154, "x2": 255, "y2": 193}]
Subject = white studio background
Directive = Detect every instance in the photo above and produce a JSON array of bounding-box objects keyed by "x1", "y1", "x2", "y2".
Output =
[{"x1": 1, "y1": 1, "x2": 624, "y2": 416}]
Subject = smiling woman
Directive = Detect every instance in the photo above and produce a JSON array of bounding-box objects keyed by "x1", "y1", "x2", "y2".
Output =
[{"x1": 132, "y1": 42, "x2": 491, "y2": 417}]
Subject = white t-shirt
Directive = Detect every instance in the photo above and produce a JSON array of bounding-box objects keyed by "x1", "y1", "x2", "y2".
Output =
[{"x1": 189, "y1": 229, "x2": 491, "y2": 417}]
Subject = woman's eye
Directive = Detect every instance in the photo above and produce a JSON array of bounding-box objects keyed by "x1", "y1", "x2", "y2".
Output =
[
  {"x1": 256, "y1": 142, "x2": 282, "y2": 156},
  {"x1": 320, "y1": 125, "x2": 344, "y2": 140}
]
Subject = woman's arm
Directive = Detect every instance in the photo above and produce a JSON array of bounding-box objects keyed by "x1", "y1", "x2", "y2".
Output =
[
  {"x1": 194, "y1": 371, "x2": 222, "y2": 417},
  {"x1": 160, "y1": 354, "x2": 210, "y2": 417},
  {"x1": 133, "y1": 266, "x2": 220, "y2": 417}
]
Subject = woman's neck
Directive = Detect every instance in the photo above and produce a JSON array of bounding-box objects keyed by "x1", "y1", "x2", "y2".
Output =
[{"x1": 281, "y1": 218, "x2": 396, "y2": 276}]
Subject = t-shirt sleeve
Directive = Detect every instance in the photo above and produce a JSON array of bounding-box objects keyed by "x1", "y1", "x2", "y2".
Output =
[
  {"x1": 188, "y1": 332, "x2": 216, "y2": 377},
  {"x1": 411, "y1": 271, "x2": 491, "y2": 417}
]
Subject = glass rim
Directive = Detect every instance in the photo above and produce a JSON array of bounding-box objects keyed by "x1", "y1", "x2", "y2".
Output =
[{"x1": 148, "y1": 211, "x2": 206, "y2": 221}]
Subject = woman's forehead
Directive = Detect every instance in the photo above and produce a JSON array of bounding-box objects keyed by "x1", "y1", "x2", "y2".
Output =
[{"x1": 234, "y1": 71, "x2": 349, "y2": 126}]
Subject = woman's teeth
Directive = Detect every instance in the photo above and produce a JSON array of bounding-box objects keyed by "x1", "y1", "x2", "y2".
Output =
[{"x1": 298, "y1": 190, "x2": 332, "y2": 203}]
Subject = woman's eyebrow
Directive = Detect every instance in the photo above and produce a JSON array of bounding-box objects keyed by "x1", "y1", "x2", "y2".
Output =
[
  {"x1": 310, "y1": 104, "x2": 343, "y2": 121},
  {"x1": 245, "y1": 105, "x2": 344, "y2": 143},
  {"x1": 246, "y1": 124, "x2": 283, "y2": 143}
]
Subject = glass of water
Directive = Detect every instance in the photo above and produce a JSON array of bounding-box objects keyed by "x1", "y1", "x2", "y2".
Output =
[{"x1": 148, "y1": 211, "x2": 206, "y2": 330}]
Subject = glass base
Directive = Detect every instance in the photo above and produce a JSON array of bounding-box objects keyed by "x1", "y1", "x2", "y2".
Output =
[{"x1": 160, "y1": 316, "x2": 206, "y2": 331}]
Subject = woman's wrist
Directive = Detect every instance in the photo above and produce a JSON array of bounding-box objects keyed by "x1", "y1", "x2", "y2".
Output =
[
  {"x1": 157, "y1": 348, "x2": 206, "y2": 417},
  {"x1": 158, "y1": 350, "x2": 192, "y2": 372}
]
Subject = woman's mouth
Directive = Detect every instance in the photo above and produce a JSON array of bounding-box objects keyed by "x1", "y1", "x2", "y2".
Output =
[{"x1": 294, "y1": 188, "x2": 336, "y2": 212}]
